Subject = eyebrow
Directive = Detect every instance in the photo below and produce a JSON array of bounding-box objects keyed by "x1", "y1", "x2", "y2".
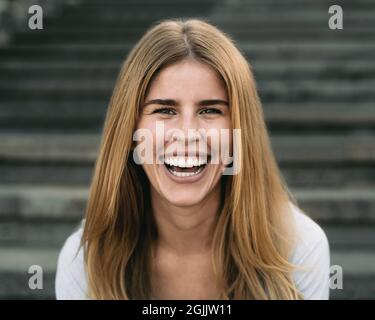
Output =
[{"x1": 143, "y1": 99, "x2": 229, "y2": 108}]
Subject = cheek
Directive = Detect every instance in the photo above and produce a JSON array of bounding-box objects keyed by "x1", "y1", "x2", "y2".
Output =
[
  {"x1": 221, "y1": 118, "x2": 233, "y2": 157},
  {"x1": 135, "y1": 118, "x2": 157, "y2": 151},
  {"x1": 136, "y1": 117, "x2": 154, "y2": 134},
  {"x1": 204, "y1": 120, "x2": 232, "y2": 163}
]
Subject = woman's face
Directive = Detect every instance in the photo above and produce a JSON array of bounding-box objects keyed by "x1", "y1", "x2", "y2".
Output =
[{"x1": 135, "y1": 58, "x2": 232, "y2": 207}]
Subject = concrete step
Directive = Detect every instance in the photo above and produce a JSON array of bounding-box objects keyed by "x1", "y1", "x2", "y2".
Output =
[
  {"x1": 292, "y1": 188, "x2": 375, "y2": 223},
  {"x1": 79, "y1": 0, "x2": 215, "y2": 3},
  {"x1": 281, "y1": 166, "x2": 375, "y2": 188},
  {"x1": 0, "y1": 246, "x2": 373, "y2": 299},
  {"x1": 0, "y1": 133, "x2": 99, "y2": 163},
  {"x1": 214, "y1": 12, "x2": 375, "y2": 25},
  {"x1": 221, "y1": 7, "x2": 375, "y2": 15},
  {"x1": 0, "y1": 247, "x2": 57, "y2": 299},
  {"x1": 270, "y1": 133, "x2": 375, "y2": 164},
  {"x1": 2, "y1": 61, "x2": 375, "y2": 81},
  {"x1": 323, "y1": 225, "x2": 375, "y2": 251},
  {"x1": 0, "y1": 185, "x2": 87, "y2": 221},
  {"x1": 263, "y1": 103, "x2": 375, "y2": 128},
  {"x1": 2, "y1": 79, "x2": 375, "y2": 103},
  {"x1": 69, "y1": 3, "x2": 215, "y2": 15},
  {"x1": 11, "y1": 27, "x2": 375, "y2": 45},
  {"x1": 0, "y1": 100, "x2": 107, "y2": 131},
  {"x1": 0, "y1": 164, "x2": 93, "y2": 186},
  {"x1": 50, "y1": 7, "x2": 374, "y2": 20},
  {"x1": 0, "y1": 185, "x2": 373, "y2": 223},
  {"x1": 45, "y1": 11, "x2": 375, "y2": 28},
  {"x1": 2, "y1": 43, "x2": 375, "y2": 62},
  {"x1": 53, "y1": 1, "x2": 216, "y2": 19},
  {"x1": 80, "y1": 0, "x2": 374, "y2": 5},
  {"x1": 225, "y1": 0, "x2": 375, "y2": 10},
  {"x1": 0, "y1": 221, "x2": 81, "y2": 248},
  {"x1": 24, "y1": 18, "x2": 375, "y2": 31}
]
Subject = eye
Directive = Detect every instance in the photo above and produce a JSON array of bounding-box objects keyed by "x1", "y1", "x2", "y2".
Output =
[
  {"x1": 199, "y1": 108, "x2": 222, "y2": 115},
  {"x1": 153, "y1": 107, "x2": 176, "y2": 115}
]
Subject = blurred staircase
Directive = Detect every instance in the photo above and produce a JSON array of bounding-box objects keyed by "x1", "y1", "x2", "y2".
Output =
[{"x1": 0, "y1": 0, "x2": 374, "y2": 299}]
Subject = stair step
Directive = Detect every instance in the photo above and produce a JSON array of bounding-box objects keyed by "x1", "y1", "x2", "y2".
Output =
[
  {"x1": 79, "y1": 0, "x2": 215, "y2": 3},
  {"x1": 0, "y1": 247, "x2": 57, "y2": 299},
  {"x1": 214, "y1": 12, "x2": 375, "y2": 24},
  {"x1": 0, "y1": 185, "x2": 373, "y2": 223},
  {"x1": 323, "y1": 225, "x2": 375, "y2": 250},
  {"x1": 45, "y1": 11, "x2": 375, "y2": 28},
  {"x1": 45, "y1": 10, "x2": 375, "y2": 24},
  {"x1": 0, "y1": 164, "x2": 93, "y2": 185},
  {"x1": 292, "y1": 188, "x2": 375, "y2": 223},
  {"x1": 1, "y1": 80, "x2": 375, "y2": 103},
  {"x1": 282, "y1": 166, "x2": 375, "y2": 188},
  {"x1": 22, "y1": 23, "x2": 375, "y2": 33},
  {"x1": 263, "y1": 103, "x2": 375, "y2": 127},
  {"x1": 11, "y1": 28, "x2": 375, "y2": 45},
  {"x1": 2, "y1": 61, "x2": 375, "y2": 81},
  {"x1": 0, "y1": 100, "x2": 107, "y2": 131},
  {"x1": 80, "y1": 0, "x2": 374, "y2": 5},
  {"x1": 50, "y1": 8, "x2": 374, "y2": 20},
  {"x1": 0, "y1": 185, "x2": 87, "y2": 221},
  {"x1": 0, "y1": 221, "x2": 80, "y2": 248},
  {"x1": 2, "y1": 43, "x2": 375, "y2": 62},
  {"x1": 0, "y1": 133, "x2": 99, "y2": 163}
]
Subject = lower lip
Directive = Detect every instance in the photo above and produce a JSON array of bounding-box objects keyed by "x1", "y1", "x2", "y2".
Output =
[{"x1": 162, "y1": 163, "x2": 208, "y2": 184}]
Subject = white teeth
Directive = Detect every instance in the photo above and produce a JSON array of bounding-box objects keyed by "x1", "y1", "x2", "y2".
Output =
[
  {"x1": 178, "y1": 158, "x2": 185, "y2": 167},
  {"x1": 163, "y1": 156, "x2": 208, "y2": 177},
  {"x1": 164, "y1": 156, "x2": 208, "y2": 168},
  {"x1": 198, "y1": 158, "x2": 206, "y2": 166},
  {"x1": 168, "y1": 166, "x2": 204, "y2": 177},
  {"x1": 186, "y1": 158, "x2": 194, "y2": 167}
]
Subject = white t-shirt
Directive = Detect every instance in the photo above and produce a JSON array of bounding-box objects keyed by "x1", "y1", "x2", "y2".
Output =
[{"x1": 55, "y1": 203, "x2": 330, "y2": 299}]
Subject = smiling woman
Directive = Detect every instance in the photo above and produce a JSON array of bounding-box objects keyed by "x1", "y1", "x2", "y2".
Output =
[
  {"x1": 135, "y1": 58, "x2": 233, "y2": 209},
  {"x1": 55, "y1": 18, "x2": 330, "y2": 300}
]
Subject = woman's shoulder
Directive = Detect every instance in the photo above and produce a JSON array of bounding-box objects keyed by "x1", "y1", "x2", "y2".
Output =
[
  {"x1": 290, "y1": 202, "x2": 329, "y2": 250},
  {"x1": 55, "y1": 219, "x2": 88, "y2": 300},
  {"x1": 288, "y1": 202, "x2": 331, "y2": 299}
]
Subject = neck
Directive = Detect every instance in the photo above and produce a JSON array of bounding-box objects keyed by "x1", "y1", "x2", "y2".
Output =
[{"x1": 150, "y1": 184, "x2": 222, "y2": 256}]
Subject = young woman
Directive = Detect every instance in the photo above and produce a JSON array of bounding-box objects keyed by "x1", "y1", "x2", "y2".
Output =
[{"x1": 55, "y1": 18, "x2": 330, "y2": 300}]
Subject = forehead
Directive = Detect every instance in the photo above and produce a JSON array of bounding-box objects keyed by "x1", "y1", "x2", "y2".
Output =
[{"x1": 146, "y1": 59, "x2": 228, "y2": 99}]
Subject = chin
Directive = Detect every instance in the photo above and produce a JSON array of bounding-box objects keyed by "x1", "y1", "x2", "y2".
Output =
[{"x1": 162, "y1": 189, "x2": 206, "y2": 208}]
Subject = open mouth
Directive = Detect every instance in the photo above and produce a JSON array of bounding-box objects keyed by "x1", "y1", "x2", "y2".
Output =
[{"x1": 163, "y1": 156, "x2": 210, "y2": 177}]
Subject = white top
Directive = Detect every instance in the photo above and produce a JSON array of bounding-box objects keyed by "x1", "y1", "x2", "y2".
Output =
[{"x1": 55, "y1": 203, "x2": 330, "y2": 300}]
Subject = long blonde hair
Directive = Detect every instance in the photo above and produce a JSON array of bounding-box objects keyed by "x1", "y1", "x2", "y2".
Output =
[{"x1": 81, "y1": 18, "x2": 302, "y2": 299}]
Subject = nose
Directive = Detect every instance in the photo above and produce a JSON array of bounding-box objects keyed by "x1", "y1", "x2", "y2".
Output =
[
  {"x1": 181, "y1": 107, "x2": 200, "y2": 136},
  {"x1": 167, "y1": 108, "x2": 204, "y2": 151}
]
